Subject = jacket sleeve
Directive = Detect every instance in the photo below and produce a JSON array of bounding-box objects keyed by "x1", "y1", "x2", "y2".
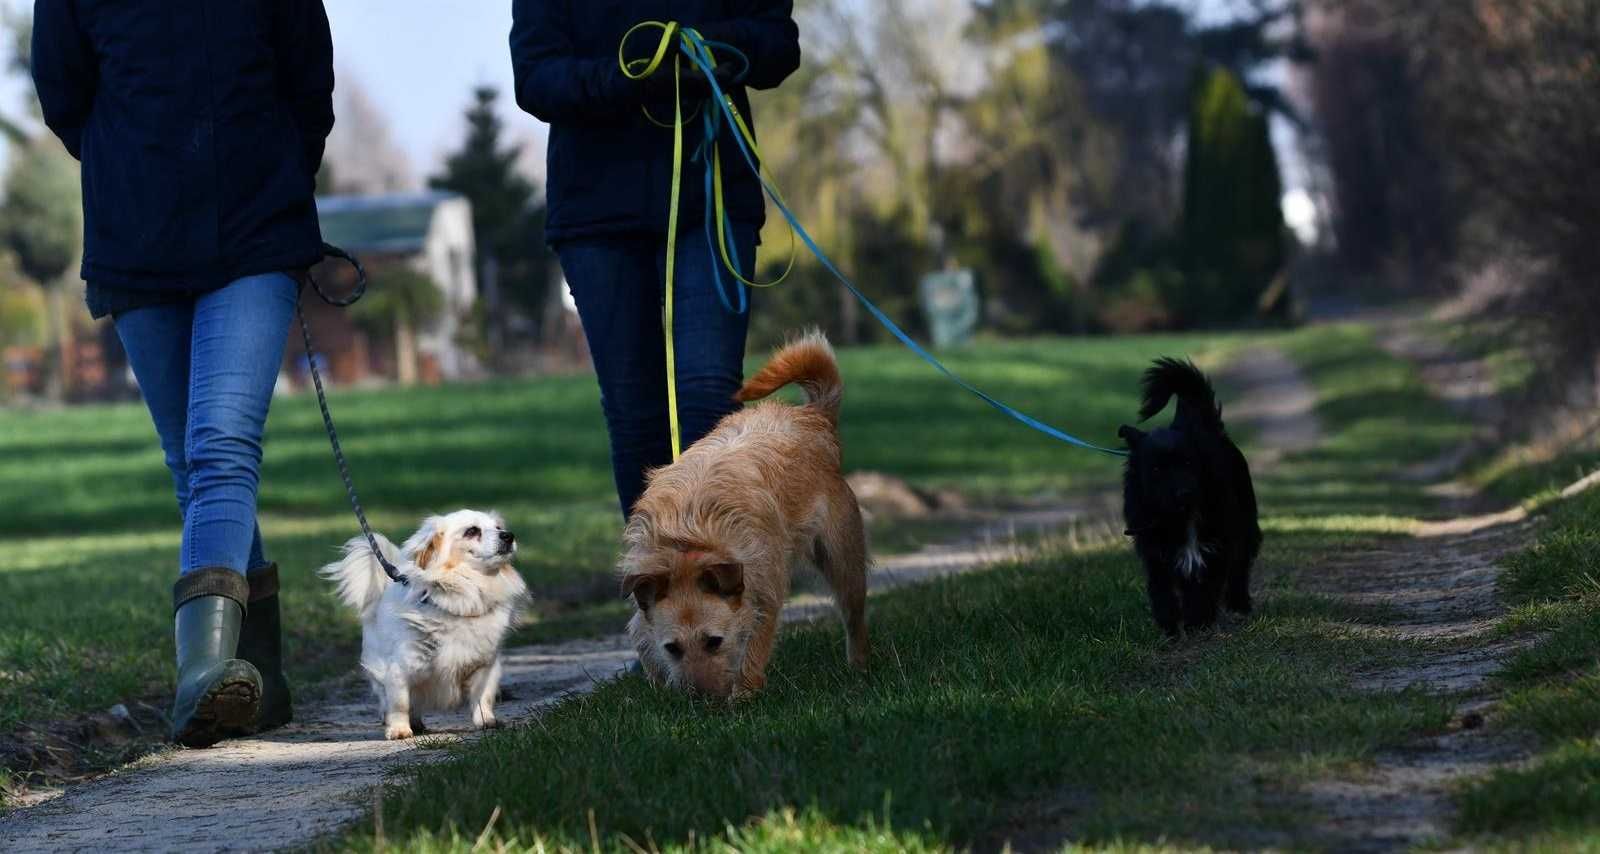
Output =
[
  {"x1": 271, "y1": 0, "x2": 336, "y2": 175},
  {"x1": 697, "y1": 1, "x2": 800, "y2": 91},
  {"x1": 30, "y1": 0, "x2": 98, "y2": 160},
  {"x1": 511, "y1": 0, "x2": 640, "y2": 124}
]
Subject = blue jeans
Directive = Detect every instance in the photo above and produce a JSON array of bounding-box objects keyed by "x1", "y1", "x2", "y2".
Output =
[
  {"x1": 558, "y1": 228, "x2": 756, "y2": 517},
  {"x1": 114, "y1": 273, "x2": 298, "y2": 575}
]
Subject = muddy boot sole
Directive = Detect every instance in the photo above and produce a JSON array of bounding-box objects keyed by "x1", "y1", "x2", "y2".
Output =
[{"x1": 174, "y1": 661, "x2": 263, "y2": 748}]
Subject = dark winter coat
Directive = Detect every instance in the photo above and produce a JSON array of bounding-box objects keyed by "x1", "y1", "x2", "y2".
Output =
[
  {"x1": 32, "y1": 0, "x2": 335, "y2": 293},
  {"x1": 510, "y1": 0, "x2": 799, "y2": 246}
]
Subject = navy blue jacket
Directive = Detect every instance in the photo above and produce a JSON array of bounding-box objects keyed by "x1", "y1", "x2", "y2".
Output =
[
  {"x1": 32, "y1": 0, "x2": 335, "y2": 292},
  {"x1": 511, "y1": 1, "x2": 799, "y2": 246}
]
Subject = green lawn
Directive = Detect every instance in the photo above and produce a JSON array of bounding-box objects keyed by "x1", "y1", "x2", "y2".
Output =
[
  {"x1": 1453, "y1": 484, "x2": 1600, "y2": 848},
  {"x1": 0, "y1": 333, "x2": 1228, "y2": 733},
  {"x1": 17, "y1": 321, "x2": 1594, "y2": 849},
  {"x1": 320, "y1": 323, "x2": 1503, "y2": 852}
]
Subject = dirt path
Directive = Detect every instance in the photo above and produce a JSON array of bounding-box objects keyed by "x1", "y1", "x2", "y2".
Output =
[
  {"x1": 1287, "y1": 521, "x2": 1537, "y2": 852},
  {"x1": 1275, "y1": 321, "x2": 1539, "y2": 852},
  {"x1": 1222, "y1": 345, "x2": 1324, "y2": 467},
  {"x1": 0, "y1": 347, "x2": 1318, "y2": 853}
]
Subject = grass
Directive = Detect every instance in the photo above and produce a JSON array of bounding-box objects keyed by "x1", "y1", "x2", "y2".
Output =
[
  {"x1": 0, "y1": 333, "x2": 1228, "y2": 732},
  {"x1": 12, "y1": 317, "x2": 1567, "y2": 849},
  {"x1": 338, "y1": 539, "x2": 1445, "y2": 852},
  {"x1": 1454, "y1": 483, "x2": 1600, "y2": 846},
  {"x1": 316, "y1": 321, "x2": 1486, "y2": 852}
]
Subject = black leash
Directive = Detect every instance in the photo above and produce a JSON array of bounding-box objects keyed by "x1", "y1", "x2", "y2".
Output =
[{"x1": 296, "y1": 243, "x2": 409, "y2": 586}]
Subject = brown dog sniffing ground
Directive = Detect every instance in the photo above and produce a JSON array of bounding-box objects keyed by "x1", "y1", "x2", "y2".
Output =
[{"x1": 621, "y1": 331, "x2": 870, "y2": 698}]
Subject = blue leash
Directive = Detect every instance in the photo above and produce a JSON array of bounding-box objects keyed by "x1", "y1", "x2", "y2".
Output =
[{"x1": 681, "y1": 31, "x2": 1128, "y2": 459}]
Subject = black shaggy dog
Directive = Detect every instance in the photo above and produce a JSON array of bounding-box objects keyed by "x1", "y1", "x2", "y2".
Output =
[{"x1": 1120, "y1": 358, "x2": 1261, "y2": 637}]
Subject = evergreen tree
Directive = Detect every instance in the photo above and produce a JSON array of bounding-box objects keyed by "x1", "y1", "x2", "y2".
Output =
[
  {"x1": 429, "y1": 87, "x2": 549, "y2": 355},
  {"x1": 1179, "y1": 66, "x2": 1286, "y2": 326}
]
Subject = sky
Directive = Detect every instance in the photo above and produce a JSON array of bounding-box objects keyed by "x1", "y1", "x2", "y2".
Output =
[{"x1": 318, "y1": 1, "x2": 540, "y2": 181}]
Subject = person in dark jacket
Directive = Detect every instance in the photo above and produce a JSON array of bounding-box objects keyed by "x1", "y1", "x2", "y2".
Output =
[
  {"x1": 32, "y1": 0, "x2": 335, "y2": 748},
  {"x1": 511, "y1": 1, "x2": 800, "y2": 517}
]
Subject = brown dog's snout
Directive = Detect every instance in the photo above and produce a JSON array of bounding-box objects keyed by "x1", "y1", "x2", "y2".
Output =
[{"x1": 687, "y1": 664, "x2": 734, "y2": 698}]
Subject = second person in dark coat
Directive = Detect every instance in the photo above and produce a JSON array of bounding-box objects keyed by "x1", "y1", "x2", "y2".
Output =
[{"x1": 511, "y1": 0, "x2": 801, "y2": 517}]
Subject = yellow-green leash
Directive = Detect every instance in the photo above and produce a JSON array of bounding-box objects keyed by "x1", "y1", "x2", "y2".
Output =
[{"x1": 620, "y1": 21, "x2": 795, "y2": 460}]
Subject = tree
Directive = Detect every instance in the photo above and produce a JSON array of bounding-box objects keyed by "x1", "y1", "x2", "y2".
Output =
[
  {"x1": 0, "y1": 139, "x2": 82, "y2": 398},
  {"x1": 974, "y1": 0, "x2": 1305, "y2": 226},
  {"x1": 321, "y1": 73, "x2": 414, "y2": 195},
  {"x1": 348, "y1": 263, "x2": 444, "y2": 386},
  {"x1": 0, "y1": 258, "x2": 46, "y2": 350},
  {"x1": 1179, "y1": 66, "x2": 1286, "y2": 326},
  {"x1": 1302, "y1": 3, "x2": 1457, "y2": 281},
  {"x1": 429, "y1": 87, "x2": 547, "y2": 360},
  {"x1": 1302, "y1": 0, "x2": 1600, "y2": 396},
  {"x1": 1406, "y1": 0, "x2": 1600, "y2": 393}
]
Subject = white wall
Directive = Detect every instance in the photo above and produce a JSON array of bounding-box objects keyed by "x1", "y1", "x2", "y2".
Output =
[{"x1": 414, "y1": 197, "x2": 479, "y2": 379}]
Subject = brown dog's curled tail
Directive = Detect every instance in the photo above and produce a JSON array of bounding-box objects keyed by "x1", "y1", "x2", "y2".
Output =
[{"x1": 736, "y1": 330, "x2": 842, "y2": 423}]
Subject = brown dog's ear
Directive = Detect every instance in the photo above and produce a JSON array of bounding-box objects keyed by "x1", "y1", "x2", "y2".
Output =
[
  {"x1": 1118, "y1": 425, "x2": 1145, "y2": 447},
  {"x1": 622, "y1": 572, "x2": 667, "y2": 611},
  {"x1": 698, "y1": 563, "x2": 745, "y2": 598}
]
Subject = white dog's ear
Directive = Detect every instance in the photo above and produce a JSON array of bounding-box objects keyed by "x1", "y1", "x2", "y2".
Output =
[{"x1": 402, "y1": 516, "x2": 447, "y2": 570}]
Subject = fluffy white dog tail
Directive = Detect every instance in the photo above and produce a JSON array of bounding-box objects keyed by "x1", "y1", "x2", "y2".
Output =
[{"x1": 318, "y1": 534, "x2": 402, "y2": 619}]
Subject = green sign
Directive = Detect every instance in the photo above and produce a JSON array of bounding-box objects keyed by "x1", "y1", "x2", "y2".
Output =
[{"x1": 919, "y1": 268, "x2": 979, "y2": 349}]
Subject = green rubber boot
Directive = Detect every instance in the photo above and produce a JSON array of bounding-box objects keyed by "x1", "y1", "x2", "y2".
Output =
[
  {"x1": 237, "y1": 563, "x2": 293, "y2": 733},
  {"x1": 170, "y1": 569, "x2": 262, "y2": 748}
]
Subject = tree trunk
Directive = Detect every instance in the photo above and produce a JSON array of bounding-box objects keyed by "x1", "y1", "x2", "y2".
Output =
[
  {"x1": 395, "y1": 309, "x2": 418, "y2": 386},
  {"x1": 820, "y1": 177, "x2": 860, "y2": 345},
  {"x1": 480, "y1": 252, "x2": 504, "y2": 365},
  {"x1": 42, "y1": 284, "x2": 72, "y2": 401}
]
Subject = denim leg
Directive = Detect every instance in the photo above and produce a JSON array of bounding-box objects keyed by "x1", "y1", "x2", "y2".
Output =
[
  {"x1": 115, "y1": 301, "x2": 198, "y2": 523},
  {"x1": 658, "y1": 225, "x2": 755, "y2": 450},
  {"x1": 559, "y1": 239, "x2": 672, "y2": 517},
  {"x1": 181, "y1": 273, "x2": 297, "y2": 574}
]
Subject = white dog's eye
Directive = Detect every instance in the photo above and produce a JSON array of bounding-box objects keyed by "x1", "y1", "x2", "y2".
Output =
[{"x1": 463, "y1": 526, "x2": 481, "y2": 539}]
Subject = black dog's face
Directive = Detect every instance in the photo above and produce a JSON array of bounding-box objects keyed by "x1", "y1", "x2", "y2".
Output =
[{"x1": 1120, "y1": 425, "x2": 1201, "y2": 524}]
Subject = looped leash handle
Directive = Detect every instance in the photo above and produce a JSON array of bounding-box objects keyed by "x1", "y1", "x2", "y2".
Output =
[
  {"x1": 296, "y1": 243, "x2": 409, "y2": 586},
  {"x1": 303, "y1": 241, "x2": 369, "y2": 307}
]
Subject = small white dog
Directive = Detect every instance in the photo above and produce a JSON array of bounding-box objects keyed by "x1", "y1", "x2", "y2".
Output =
[{"x1": 319, "y1": 510, "x2": 528, "y2": 740}]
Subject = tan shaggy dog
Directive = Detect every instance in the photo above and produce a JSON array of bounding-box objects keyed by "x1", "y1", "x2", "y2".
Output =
[{"x1": 621, "y1": 331, "x2": 869, "y2": 698}]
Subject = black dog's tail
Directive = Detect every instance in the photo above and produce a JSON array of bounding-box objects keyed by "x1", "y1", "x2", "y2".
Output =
[{"x1": 1139, "y1": 357, "x2": 1224, "y2": 431}]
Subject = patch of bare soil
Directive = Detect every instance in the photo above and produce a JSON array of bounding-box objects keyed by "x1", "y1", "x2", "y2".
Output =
[{"x1": 0, "y1": 702, "x2": 169, "y2": 803}]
